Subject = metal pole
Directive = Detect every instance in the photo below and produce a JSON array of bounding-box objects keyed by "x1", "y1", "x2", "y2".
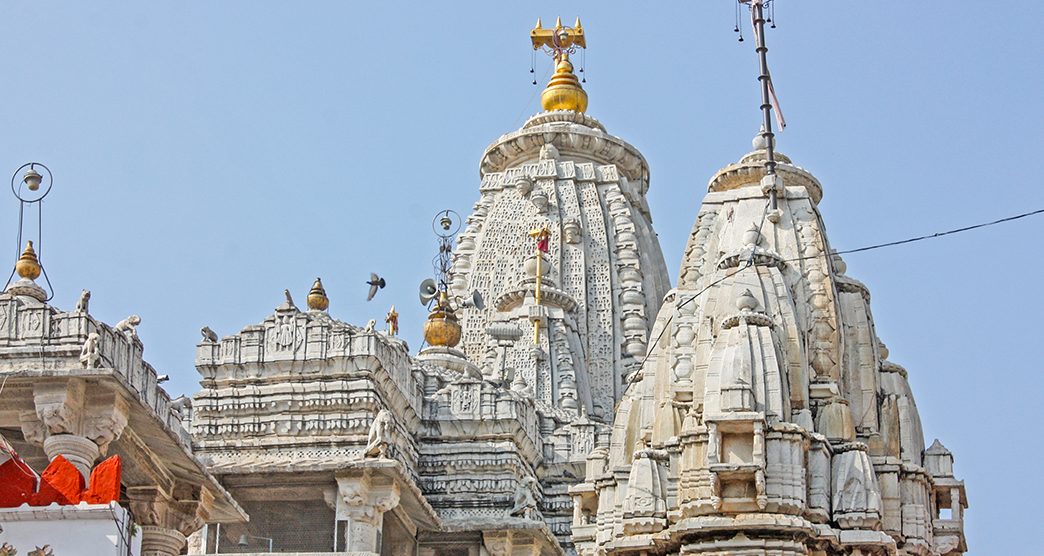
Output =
[
  {"x1": 751, "y1": 0, "x2": 778, "y2": 211},
  {"x1": 533, "y1": 246, "x2": 542, "y2": 345}
]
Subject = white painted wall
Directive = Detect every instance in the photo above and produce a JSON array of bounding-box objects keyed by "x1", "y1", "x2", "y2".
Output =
[{"x1": 0, "y1": 503, "x2": 141, "y2": 556}]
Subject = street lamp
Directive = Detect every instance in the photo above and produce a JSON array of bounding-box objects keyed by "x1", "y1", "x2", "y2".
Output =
[{"x1": 237, "y1": 533, "x2": 274, "y2": 552}]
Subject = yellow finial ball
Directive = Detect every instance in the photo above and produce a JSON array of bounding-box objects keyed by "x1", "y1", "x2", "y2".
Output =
[
  {"x1": 15, "y1": 241, "x2": 41, "y2": 280},
  {"x1": 423, "y1": 306, "x2": 462, "y2": 348},
  {"x1": 540, "y1": 56, "x2": 588, "y2": 113},
  {"x1": 307, "y1": 277, "x2": 329, "y2": 311}
]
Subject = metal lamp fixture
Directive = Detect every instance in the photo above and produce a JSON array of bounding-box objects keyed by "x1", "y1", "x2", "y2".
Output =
[
  {"x1": 4, "y1": 162, "x2": 55, "y2": 301},
  {"x1": 22, "y1": 166, "x2": 42, "y2": 191},
  {"x1": 236, "y1": 533, "x2": 274, "y2": 552}
]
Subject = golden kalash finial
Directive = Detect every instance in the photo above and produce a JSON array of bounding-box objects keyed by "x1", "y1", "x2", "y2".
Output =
[
  {"x1": 15, "y1": 241, "x2": 41, "y2": 280},
  {"x1": 306, "y1": 277, "x2": 329, "y2": 311},
  {"x1": 423, "y1": 291, "x2": 462, "y2": 347},
  {"x1": 531, "y1": 17, "x2": 588, "y2": 113}
]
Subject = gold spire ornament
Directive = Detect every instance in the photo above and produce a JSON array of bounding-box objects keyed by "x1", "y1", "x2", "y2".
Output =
[
  {"x1": 385, "y1": 305, "x2": 399, "y2": 336},
  {"x1": 423, "y1": 292, "x2": 462, "y2": 348},
  {"x1": 306, "y1": 277, "x2": 329, "y2": 311},
  {"x1": 15, "y1": 241, "x2": 41, "y2": 280},
  {"x1": 531, "y1": 17, "x2": 588, "y2": 113}
]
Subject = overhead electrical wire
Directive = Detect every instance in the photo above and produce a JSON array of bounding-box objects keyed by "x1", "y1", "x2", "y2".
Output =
[
  {"x1": 822, "y1": 206, "x2": 1044, "y2": 257},
  {"x1": 622, "y1": 198, "x2": 772, "y2": 391},
  {"x1": 619, "y1": 204, "x2": 1044, "y2": 394}
]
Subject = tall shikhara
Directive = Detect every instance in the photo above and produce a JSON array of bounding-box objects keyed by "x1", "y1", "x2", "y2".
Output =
[{"x1": 568, "y1": 139, "x2": 969, "y2": 556}]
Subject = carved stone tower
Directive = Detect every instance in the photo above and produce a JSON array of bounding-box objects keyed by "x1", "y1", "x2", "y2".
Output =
[
  {"x1": 448, "y1": 109, "x2": 670, "y2": 422},
  {"x1": 568, "y1": 138, "x2": 969, "y2": 556}
]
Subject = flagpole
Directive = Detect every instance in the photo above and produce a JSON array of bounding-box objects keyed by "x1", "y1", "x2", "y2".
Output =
[{"x1": 750, "y1": 0, "x2": 779, "y2": 211}]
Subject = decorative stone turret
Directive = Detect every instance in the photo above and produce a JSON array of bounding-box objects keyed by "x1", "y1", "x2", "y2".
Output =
[{"x1": 570, "y1": 137, "x2": 968, "y2": 556}]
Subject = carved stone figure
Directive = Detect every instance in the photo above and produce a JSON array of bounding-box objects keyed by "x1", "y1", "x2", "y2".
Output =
[
  {"x1": 363, "y1": 409, "x2": 393, "y2": 458},
  {"x1": 113, "y1": 315, "x2": 141, "y2": 339},
  {"x1": 200, "y1": 326, "x2": 218, "y2": 343},
  {"x1": 364, "y1": 319, "x2": 377, "y2": 333},
  {"x1": 509, "y1": 476, "x2": 539, "y2": 520},
  {"x1": 80, "y1": 332, "x2": 101, "y2": 368},
  {"x1": 74, "y1": 289, "x2": 90, "y2": 313},
  {"x1": 539, "y1": 143, "x2": 559, "y2": 160}
]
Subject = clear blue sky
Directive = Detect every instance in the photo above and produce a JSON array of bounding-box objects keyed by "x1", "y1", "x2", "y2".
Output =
[{"x1": 0, "y1": 2, "x2": 1038, "y2": 551}]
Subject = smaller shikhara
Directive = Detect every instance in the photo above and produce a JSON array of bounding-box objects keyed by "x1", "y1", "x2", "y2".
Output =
[{"x1": 569, "y1": 135, "x2": 968, "y2": 556}]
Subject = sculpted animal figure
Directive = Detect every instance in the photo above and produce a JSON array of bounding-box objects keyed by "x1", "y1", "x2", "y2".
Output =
[
  {"x1": 74, "y1": 289, "x2": 90, "y2": 313},
  {"x1": 201, "y1": 326, "x2": 219, "y2": 343},
  {"x1": 113, "y1": 315, "x2": 141, "y2": 338}
]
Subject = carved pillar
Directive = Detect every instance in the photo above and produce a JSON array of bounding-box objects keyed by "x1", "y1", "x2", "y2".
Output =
[
  {"x1": 127, "y1": 485, "x2": 210, "y2": 556},
  {"x1": 336, "y1": 471, "x2": 401, "y2": 555},
  {"x1": 139, "y1": 526, "x2": 186, "y2": 556},
  {"x1": 18, "y1": 379, "x2": 129, "y2": 480},
  {"x1": 42, "y1": 434, "x2": 99, "y2": 479}
]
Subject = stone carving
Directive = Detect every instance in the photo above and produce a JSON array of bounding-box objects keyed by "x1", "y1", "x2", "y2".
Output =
[
  {"x1": 508, "y1": 476, "x2": 539, "y2": 520},
  {"x1": 84, "y1": 396, "x2": 130, "y2": 454},
  {"x1": 80, "y1": 332, "x2": 101, "y2": 368},
  {"x1": 563, "y1": 218, "x2": 581, "y2": 244},
  {"x1": 200, "y1": 326, "x2": 218, "y2": 343},
  {"x1": 539, "y1": 143, "x2": 559, "y2": 160},
  {"x1": 114, "y1": 315, "x2": 141, "y2": 339},
  {"x1": 530, "y1": 189, "x2": 548, "y2": 213},
  {"x1": 514, "y1": 176, "x2": 533, "y2": 197},
  {"x1": 74, "y1": 289, "x2": 90, "y2": 313},
  {"x1": 364, "y1": 319, "x2": 377, "y2": 333},
  {"x1": 832, "y1": 446, "x2": 883, "y2": 530},
  {"x1": 622, "y1": 441, "x2": 669, "y2": 534},
  {"x1": 363, "y1": 409, "x2": 393, "y2": 458}
]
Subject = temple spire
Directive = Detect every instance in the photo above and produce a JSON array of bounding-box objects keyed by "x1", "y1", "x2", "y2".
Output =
[{"x1": 531, "y1": 16, "x2": 588, "y2": 113}]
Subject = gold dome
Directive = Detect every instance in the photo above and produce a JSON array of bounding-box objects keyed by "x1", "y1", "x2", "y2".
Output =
[
  {"x1": 15, "y1": 241, "x2": 40, "y2": 280},
  {"x1": 423, "y1": 308, "x2": 462, "y2": 347},
  {"x1": 306, "y1": 277, "x2": 329, "y2": 311},
  {"x1": 541, "y1": 55, "x2": 588, "y2": 113}
]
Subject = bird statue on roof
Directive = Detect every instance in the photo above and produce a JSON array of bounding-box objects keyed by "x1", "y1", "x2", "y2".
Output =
[{"x1": 366, "y1": 273, "x2": 386, "y2": 301}]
